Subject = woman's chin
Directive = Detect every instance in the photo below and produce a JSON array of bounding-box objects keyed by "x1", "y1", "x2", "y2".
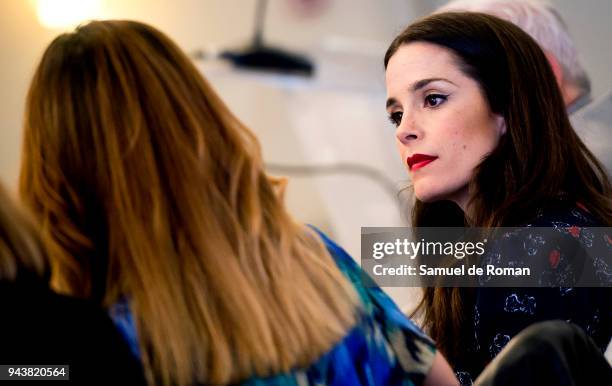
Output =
[
  {"x1": 413, "y1": 186, "x2": 446, "y2": 203},
  {"x1": 414, "y1": 184, "x2": 468, "y2": 207}
]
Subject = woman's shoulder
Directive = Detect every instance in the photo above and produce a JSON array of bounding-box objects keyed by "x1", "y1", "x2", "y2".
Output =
[
  {"x1": 308, "y1": 226, "x2": 409, "y2": 321},
  {"x1": 527, "y1": 199, "x2": 602, "y2": 227},
  {"x1": 276, "y1": 226, "x2": 438, "y2": 385},
  {"x1": 481, "y1": 198, "x2": 612, "y2": 287},
  {"x1": 493, "y1": 199, "x2": 607, "y2": 257}
]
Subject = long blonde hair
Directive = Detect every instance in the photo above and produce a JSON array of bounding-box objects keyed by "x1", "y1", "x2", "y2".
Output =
[{"x1": 21, "y1": 20, "x2": 358, "y2": 385}]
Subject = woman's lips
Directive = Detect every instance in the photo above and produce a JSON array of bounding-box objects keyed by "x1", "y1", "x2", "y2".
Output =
[{"x1": 407, "y1": 154, "x2": 438, "y2": 171}]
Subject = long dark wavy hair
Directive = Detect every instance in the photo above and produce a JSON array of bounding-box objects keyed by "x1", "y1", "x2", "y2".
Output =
[{"x1": 384, "y1": 12, "x2": 612, "y2": 367}]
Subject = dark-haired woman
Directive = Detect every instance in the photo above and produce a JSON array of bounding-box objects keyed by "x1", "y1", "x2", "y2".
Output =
[{"x1": 384, "y1": 12, "x2": 612, "y2": 385}]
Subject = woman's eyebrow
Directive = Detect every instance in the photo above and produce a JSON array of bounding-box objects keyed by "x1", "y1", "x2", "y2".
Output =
[
  {"x1": 411, "y1": 77, "x2": 456, "y2": 92},
  {"x1": 386, "y1": 97, "x2": 399, "y2": 110}
]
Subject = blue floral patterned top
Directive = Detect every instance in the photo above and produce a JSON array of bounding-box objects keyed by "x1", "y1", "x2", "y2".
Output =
[
  {"x1": 109, "y1": 229, "x2": 437, "y2": 385},
  {"x1": 454, "y1": 202, "x2": 612, "y2": 386}
]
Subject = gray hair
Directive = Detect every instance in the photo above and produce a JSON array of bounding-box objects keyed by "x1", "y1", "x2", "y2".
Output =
[{"x1": 437, "y1": 0, "x2": 591, "y2": 96}]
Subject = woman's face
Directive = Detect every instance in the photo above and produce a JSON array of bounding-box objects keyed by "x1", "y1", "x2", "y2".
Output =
[{"x1": 385, "y1": 42, "x2": 505, "y2": 210}]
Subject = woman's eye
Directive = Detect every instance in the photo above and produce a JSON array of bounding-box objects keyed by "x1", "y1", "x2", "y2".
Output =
[
  {"x1": 424, "y1": 94, "x2": 447, "y2": 108},
  {"x1": 388, "y1": 111, "x2": 403, "y2": 127}
]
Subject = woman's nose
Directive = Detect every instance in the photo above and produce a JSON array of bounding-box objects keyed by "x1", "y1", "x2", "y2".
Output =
[{"x1": 395, "y1": 117, "x2": 419, "y2": 145}]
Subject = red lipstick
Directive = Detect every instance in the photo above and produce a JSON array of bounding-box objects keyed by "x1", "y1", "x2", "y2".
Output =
[{"x1": 407, "y1": 154, "x2": 438, "y2": 171}]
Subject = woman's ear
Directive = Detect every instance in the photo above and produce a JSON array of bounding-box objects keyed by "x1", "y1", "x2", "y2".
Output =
[{"x1": 495, "y1": 114, "x2": 506, "y2": 136}]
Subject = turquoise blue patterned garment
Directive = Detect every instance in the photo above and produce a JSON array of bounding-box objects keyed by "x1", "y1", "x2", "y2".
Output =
[{"x1": 108, "y1": 230, "x2": 436, "y2": 385}]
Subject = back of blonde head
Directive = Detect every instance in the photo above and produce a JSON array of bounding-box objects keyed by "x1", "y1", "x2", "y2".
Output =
[{"x1": 20, "y1": 20, "x2": 357, "y2": 385}]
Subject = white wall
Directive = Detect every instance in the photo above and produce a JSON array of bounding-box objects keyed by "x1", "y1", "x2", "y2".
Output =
[
  {"x1": 0, "y1": 1, "x2": 57, "y2": 187},
  {"x1": 0, "y1": 0, "x2": 416, "y2": 231}
]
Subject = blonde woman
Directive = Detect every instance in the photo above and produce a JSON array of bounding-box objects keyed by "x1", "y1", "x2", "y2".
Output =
[
  {"x1": 20, "y1": 20, "x2": 457, "y2": 386},
  {"x1": 0, "y1": 183, "x2": 144, "y2": 384}
]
